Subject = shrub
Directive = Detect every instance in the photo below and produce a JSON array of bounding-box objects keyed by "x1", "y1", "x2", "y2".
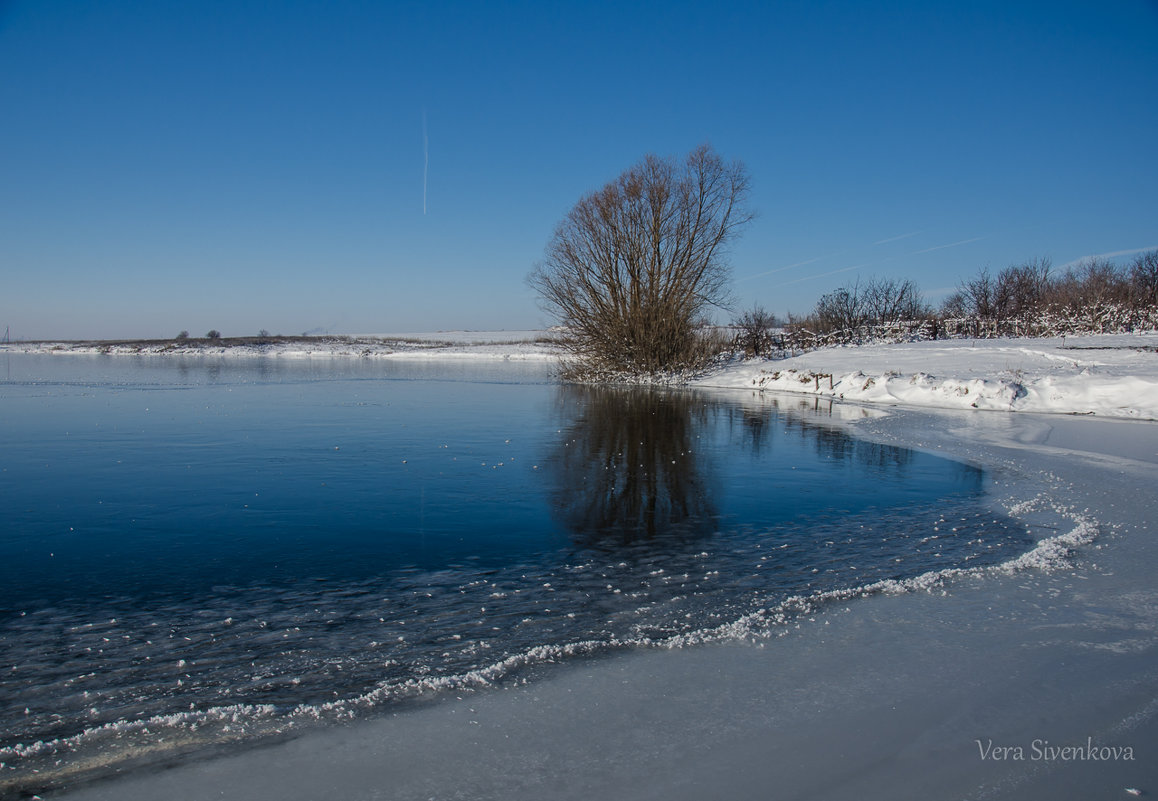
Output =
[{"x1": 732, "y1": 305, "x2": 779, "y2": 357}]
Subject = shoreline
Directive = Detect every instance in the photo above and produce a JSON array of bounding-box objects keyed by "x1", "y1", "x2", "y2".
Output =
[
  {"x1": 0, "y1": 332, "x2": 561, "y2": 362},
  {"x1": 693, "y1": 333, "x2": 1158, "y2": 421},
  {"x1": 51, "y1": 399, "x2": 1158, "y2": 800},
  {"x1": 6, "y1": 331, "x2": 1158, "y2": 419}
]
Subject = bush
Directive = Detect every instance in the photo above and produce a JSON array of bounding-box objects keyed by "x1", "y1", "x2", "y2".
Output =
[
  {"x1": 807, "y1": 276, "x2": 928, "y2": 336},
  {"x1": 732, "y1": 305, "x2": 779, "y2": 357},
  {"x1": 1130, "y1": 250, "x2": 1158, "y2": 309},
  {"x1": 940, "y1": 253, "x2": 1158, "y2": 335},
  {"x1": 206, "y1": 330, "x2": 222, "y2": 340}
]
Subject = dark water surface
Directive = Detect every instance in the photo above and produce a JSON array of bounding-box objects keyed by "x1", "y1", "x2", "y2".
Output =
[{"x1": 0, "y1": 354, "x2": 1030, "y2": 796}]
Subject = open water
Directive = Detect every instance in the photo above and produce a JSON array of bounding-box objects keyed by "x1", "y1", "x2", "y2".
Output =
[{"x1": 0, "y1": 354, "x2": 1032, "y2": 797}]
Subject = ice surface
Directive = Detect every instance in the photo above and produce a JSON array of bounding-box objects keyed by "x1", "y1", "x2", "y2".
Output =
[{"x1": 43, "y1": 407, "x2": 1158, "y2": 801}]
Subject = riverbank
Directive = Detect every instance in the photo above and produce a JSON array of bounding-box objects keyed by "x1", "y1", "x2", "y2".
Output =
[
  {"x1": 695, "y1": 333, "x2": 1158, "y2": 420},
  {"x1": 52, "y1": 400, "x2": 1158, "y2": 800},
  {"x1": 8, "y1": 331, "x2": 1157, "y2": 420},
  {"x1": 0, "y1": 331, "x2": 560, "y2": 361}
]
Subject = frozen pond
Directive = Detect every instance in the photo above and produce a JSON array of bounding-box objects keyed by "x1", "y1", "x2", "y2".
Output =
[{"x1": 0, "y1": 355, "x2": 1032, "y2": 796}]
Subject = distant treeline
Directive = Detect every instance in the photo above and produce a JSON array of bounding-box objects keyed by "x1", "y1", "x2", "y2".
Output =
[{"x1": 733, "y1": 250, "x2": 1158, "y2": 356}]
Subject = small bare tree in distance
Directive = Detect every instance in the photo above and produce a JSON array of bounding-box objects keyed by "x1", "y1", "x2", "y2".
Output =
[
  {"x1": 950, "y1": 267, "x2": 997, "y2": 319},
  {"x1": 733, "y1": 304, "x2": 779, "y2": 357},
  {"x1": 814, "y1": 281, "x2": 868, "y2": 332},
  {"x1": 529, "y1": 145, "x2": 753, "y2": 376},
  {"x1": 995, "y1": 257, "x2": 1052, "y2": 320},
  {"x1": 862, "y1": 276, "x2": 926, "y2": 322},
  {"x1": 1131, "y1": 250, "x2": 1158, "y2": 309}
]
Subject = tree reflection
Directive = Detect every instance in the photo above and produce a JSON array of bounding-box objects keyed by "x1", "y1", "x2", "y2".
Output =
[
  {"x1": 549, "y1": 385, "x2": 719, "y2": 547},
  {"x1": 722, "y1": 394, "x2": 918, "y2": 475},
  {"x1": 547, "y1": 385, "x2": 971, "y2": 550}
]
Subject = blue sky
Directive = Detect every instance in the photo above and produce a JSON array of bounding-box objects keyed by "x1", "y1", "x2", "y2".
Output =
[{"x1": 2, "y1": 0, "x2": 1156, "y2": 340}]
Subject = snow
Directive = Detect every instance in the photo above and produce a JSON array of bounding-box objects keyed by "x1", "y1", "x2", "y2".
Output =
[
  {"x1": 2, "y1": 331, "x2": 560, "y2": 361},
  {"x1": 7, "y1": 331, "x2": 1158, "y2": 419},
  {"x1": 359, "y1": 329, "x2": 552, "y2": 344},
  {"x1": 695, "y1": 333, "x2": 1158, "y2": 420}
]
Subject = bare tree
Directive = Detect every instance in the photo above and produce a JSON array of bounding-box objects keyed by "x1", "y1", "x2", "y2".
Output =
[
  {"x1": 862, "y1": 276, "x2": 926, "y2": 322},
  {"x1": 732, "y1": 304, "x2": 779, "y2": 357},
  {"x1": 1130, "y1": 250, "x2": 1158, "y2": 309},
  {"x1": 995, "y1": 257, "x2": 1051, "y2": 320},
  {"x1": 813, "y1": 281, "x2": 867, "y2": 332},
  {"x1": 952, "y1": 267, "x2": 997, "y2": 319},
  {"x1": 807, "y1": 275, "x2": 927, "y2": 336},
  {"x1": 1049, "y1": 258, "x2": 1128, "y2": 311},
  {"x1": 529, "y1": 145, "x2": 753, "y2": 376},
  {"x1": 939, "y1": 290, "x2": 968, "y2": 319}
]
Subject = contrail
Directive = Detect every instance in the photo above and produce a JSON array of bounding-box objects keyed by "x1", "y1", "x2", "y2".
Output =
[
  {"x1": 874, "y1": 231, "x2": 920, "y2": 246},
  {"x1": 768, "y1": 262, "x2": 873, "y2": 290},
  {"x1": 1057, "y1": 245, "x2": 1158, "y2": 270},
  {"x1": 911, "y1": 236, "x2": 983, "y2": 255},
  {"x1": 736, "y1": 255, "x2": 825, "y2": 283},
  {"x1": 422, "y1": 108, "x2": 428, "y2": 215}
]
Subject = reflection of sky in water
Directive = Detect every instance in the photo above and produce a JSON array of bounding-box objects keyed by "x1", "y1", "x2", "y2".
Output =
[
  {"x1": 0, "y1": 355, "x2": 1027, "y2": 793},
  {"x1": 3, "y1": 358, "x2": 980, "y2": 605}
]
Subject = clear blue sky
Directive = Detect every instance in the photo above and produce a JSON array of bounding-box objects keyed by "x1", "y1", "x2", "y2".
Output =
[{"x1": 3, "y1": 0, "x2": 1156, "y2": 340}]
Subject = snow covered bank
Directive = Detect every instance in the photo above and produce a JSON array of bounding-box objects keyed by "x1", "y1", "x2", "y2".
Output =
[{"x1": 696, "y1": 333, "x2": 1158, "y2": 420}]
